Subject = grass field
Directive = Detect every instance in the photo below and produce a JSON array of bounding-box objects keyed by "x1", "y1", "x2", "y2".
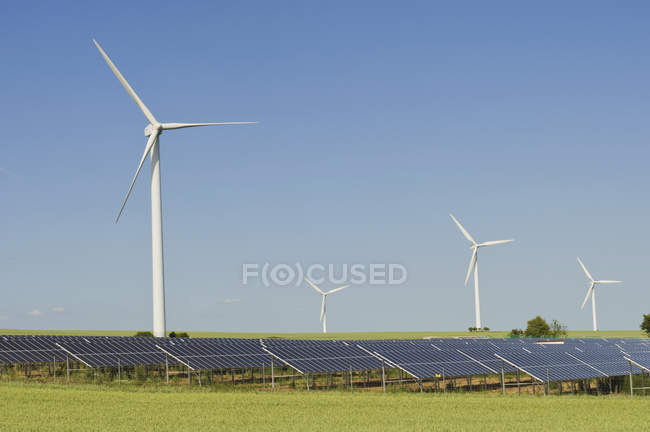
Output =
[
  {"x1": 0, "y1": 382, "x2": 648, "y2": 431},
  {"x1": 0, "y1": 329, "x2": 645, "y2": 339}
]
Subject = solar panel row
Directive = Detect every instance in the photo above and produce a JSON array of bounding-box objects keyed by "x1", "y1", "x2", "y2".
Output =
[{"x1": 0, "y1": 335, "x2": 648, "y2": 382}]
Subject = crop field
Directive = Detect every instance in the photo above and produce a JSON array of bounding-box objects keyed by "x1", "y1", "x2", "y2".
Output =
[
  {"x1": 0, "y1": 329, "x2": 644, "y2": 339},
  {"x1": 0, "y1": 383, "x2": 649, "y2": 431}
]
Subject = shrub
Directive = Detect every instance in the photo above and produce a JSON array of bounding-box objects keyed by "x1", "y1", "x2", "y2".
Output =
[
  {"x1": 168, "y1": 331, "x2": 190, "y2": 338},
  {"x1": 134, "y1": 331, "x2": 153, "y2": 337},
  {"x1": 508, "y1": 328, "x2": 524, "y2": 338}
]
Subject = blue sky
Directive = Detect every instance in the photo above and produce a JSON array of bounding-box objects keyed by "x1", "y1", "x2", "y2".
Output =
[{"x1": 1, "y1": 1, "x2": 649, "y2": 333}]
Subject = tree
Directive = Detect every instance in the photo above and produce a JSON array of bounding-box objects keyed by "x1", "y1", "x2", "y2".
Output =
[
  {"x1": 641, "y1": 314, "x2": 650, "y2": 337},
  {"x1": 524, "y1": 316, "x2": 551, "y2": 338},
  {"x1": 550, "y1": 319, "x2": 568, "y2": 338},
  {"x1": 508, "y1": 328, "x2": 524, "y2": 338}
]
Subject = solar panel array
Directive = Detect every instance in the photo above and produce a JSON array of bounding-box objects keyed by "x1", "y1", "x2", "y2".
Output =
[{"x1": 0, "y1": 335, "x2": 648, "y2": 383}]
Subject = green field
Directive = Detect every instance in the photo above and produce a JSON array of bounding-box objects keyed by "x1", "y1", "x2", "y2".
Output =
[
  {"x1": 0, "y1": 383, "x2": 648, "y2": 431},
  {"x1": 0, "y1": 329, "x2": 645, "y2": 339}
]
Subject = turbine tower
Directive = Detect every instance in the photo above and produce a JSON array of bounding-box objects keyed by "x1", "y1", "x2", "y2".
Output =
[
  {"x1": 304, "y1": 278, "x2": 349, "y2": 333},
  {"x1": 577, "y1": 257, "x2": 621, "y2": 332},
  {"x1": 94, "y1": 40, "x2": 256, "y2": 337},
  {"x1": 450, "y1": 214, "x2": 514, "y2": 330}
]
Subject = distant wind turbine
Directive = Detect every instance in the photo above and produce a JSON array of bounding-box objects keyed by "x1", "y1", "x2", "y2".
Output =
[
  {"x1": 304, "y1": 278, "x2": 349, "y2": 333},
  {"x1": 93, "y1": 40, "x2": 256, "y2": 337},
  {"x1": 577, "y1": 257, "x2": 621, "y2": 332},
  {"x1": 450, "y1": 214, "x2": 514, "y2": 330}
]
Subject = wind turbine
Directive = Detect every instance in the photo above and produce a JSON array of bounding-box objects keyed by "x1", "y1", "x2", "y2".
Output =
[
  {"x1": 93, "y1": 40, "x2": 256, "y2": 337},
  {"x1": 450, "y1": 214, "x2": 514, "y2": 330},
  {"x1": 577, "y1": 257, "x2": 621, "y2": 332},
  {"x1": 304, "y1": 278, "x2": 349, "y2": 333}
]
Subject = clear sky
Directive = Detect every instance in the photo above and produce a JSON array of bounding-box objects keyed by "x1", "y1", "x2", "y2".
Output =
[{"x1": 1, "y1": 1, "x2": 649, "y2": 333}]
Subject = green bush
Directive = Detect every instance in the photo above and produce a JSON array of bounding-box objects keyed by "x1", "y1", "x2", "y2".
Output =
[{"x1": 134, "y1": 331, "x2": 153, "y2": 337}]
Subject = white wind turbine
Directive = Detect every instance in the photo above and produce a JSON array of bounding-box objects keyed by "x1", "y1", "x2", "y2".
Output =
[
  {"x1": 304, "y1": 278, "x2": 349, "y2": 333},
  {"x1": 577, "y1": 257, "x2": 621, "y2": 332},
  {"x1": 94, "y1": 40, "x2": 256, "y2": 337},
  {"x1": 450, "y1": 214, "x2": 514, "y2": 330}
]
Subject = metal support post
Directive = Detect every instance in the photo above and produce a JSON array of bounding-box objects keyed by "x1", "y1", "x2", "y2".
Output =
[
  {"x1": 500, "y1": 360, "x2": 505, "y2": 395},
  {"x1": 629, "y1": 360, "x2": 634, "y2": 396},
  {"x1": 271, "y1": 357, "x2": 275, "y2": 390},
  {"x1": 165, "y1": 354, "x2": 169, "y2": 384},
  {"x1": 349, "y1": 366, "x2": 353, "y2": 391},
  {"x1": 442, "y1": 367, "x2": 446, "y2": 393},
  {"x1": 381, "y1": 360, "x2": 386, "y2": 393}
]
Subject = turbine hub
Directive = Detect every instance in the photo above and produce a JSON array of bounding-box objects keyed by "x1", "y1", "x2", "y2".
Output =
[{"x1": 144, "y1": 123, "x2": 163, "y2": 137}]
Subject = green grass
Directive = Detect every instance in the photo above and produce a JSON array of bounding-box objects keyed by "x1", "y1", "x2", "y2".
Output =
[
  {"x1": 0, "y1": 382, "x2": 649, "y2": 431},
  {"x1": 0, "y1": 329, "x2": 645, "y2": 339}
]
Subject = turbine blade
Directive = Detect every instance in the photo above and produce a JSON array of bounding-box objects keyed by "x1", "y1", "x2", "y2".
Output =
[
  {"x1": 115, "y1": 131, "x2": 158, "y2": 223},
  {"x1": 320, "y1": 296, "x2": 326, "y2": 321},
  {"x1": 304, "y1": 277, "x2": 324, "y2": 294},
  {"x1": 464, "y1": 249, "x2": 477, "y2": 286},
  {"x1": 595, "y1": 280, "x2": 622, "y2": 284},
  {"x1": 450, "y1": 214, "x2": 476, "y2": 244},
  {"x1": 93, "y1": 40, "x2": 157, "y2": 125},
  {"x1": 581, "y1": 283, "x2": 594, "y2": 309},
  {"x1": 161, "y1": 122, "x2": 257, "y2": 130},
  {"x1": 576, "y1": 257, "x2": 594, "y2": 281},
  {"x1": 477, "y1": 239, "x2": 515, "y2": 247},
  {"x1": 325, "y1": 285, "x2": 350, "y2": 295}
]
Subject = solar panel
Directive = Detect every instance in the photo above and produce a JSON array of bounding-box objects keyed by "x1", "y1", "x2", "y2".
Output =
[
  {"x1": 157, "y1": 338, "x2": 270, "y2": 370},
  {"x1": 567, "y1": 349, "x2": 630, "y2": 377},
  {"x1": 262, "y1": 340, "x2": 382, "y2": 374},
  {"x1": 495, "y1": 349, "x2": 609, "y2": 382},
  {"x1": 358, "y1": 341, "x2": 494, "y2": 379},
  {"x1": 457, "y1": 348, "x2": 517, "y2": 373},
  {"x1": 0, "y1": 335, "x2": 66, "y2": 363},
  {"x1": 56, "y1": 338, "x2": 165, "y2": 367},
  {"x1": 625, "y1": 352, "x2": 650, "y2": 372}
]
